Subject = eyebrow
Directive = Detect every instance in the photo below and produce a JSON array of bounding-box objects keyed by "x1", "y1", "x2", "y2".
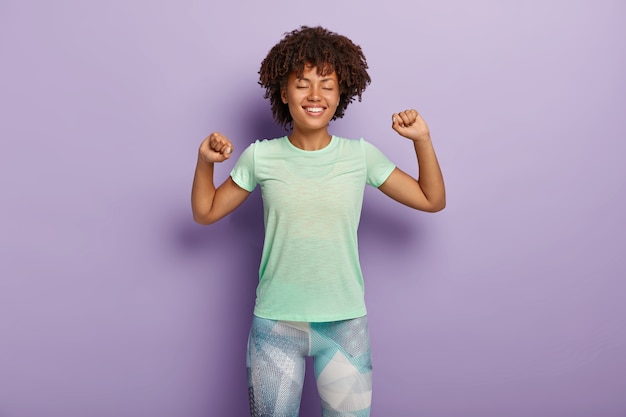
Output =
[{"x1": 296, "y1": 77, "x2": 336, "y2": 83}]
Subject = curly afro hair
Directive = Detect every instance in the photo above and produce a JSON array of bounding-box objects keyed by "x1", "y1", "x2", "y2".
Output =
[{"x1": 258, "y1": 26, "x2": 371, "y2": 129}]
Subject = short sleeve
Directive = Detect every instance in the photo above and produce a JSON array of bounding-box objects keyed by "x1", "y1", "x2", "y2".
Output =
[
  {"x1": 230, "y1": 142, "x2": 258, "y2": 192},
  {"x1": 360, "y1": 139, "x2": 396, "y2": 187}
]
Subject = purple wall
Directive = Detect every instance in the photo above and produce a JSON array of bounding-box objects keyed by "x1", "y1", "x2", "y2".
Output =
[{"x1": 1, "y1": 1, "x2": 625, "y2": 416}]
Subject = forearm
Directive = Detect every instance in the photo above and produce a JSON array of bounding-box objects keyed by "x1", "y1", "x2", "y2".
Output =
[
  {"x1": 414, "y1": 135, "x2": 446, "y2": 211},
  {"x1": 191, "y1": 154, "x2": 217, "y2": 224},
  {"x1": 382, "y1": 109, "x2": 446, "y2": 212}
]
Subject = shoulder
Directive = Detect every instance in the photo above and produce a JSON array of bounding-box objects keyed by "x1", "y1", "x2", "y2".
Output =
[
  {"x1": 357, "y1": 138, "x2": 388, "y2": 156},
  {"x1": 330, "y1": 137, "x2": 387, "y2": 161},
  {"x1": 252, "y1": 136, "x2": 288, "y2": 148},
  {"x1": 333, "y1": 136, "x2": 377, "y2": 149},
  {"x1": 331, "y1": 136, "x2": 365, "y2": 151},
  {"x1": 244, "y1": 136, "x2": 288, "y2": 154}
]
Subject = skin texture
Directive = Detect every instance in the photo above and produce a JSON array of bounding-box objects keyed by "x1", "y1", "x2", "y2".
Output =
[
  {"x1": 191, "y1": 65, "x2": 445, "y2": 224},
  {"x1": 380, "y1": 109, "x2": 446, "y2": 212},
  {"x1": 281, "y1": 65, "x2": 340, "y2": 150},
  {"x1": 191, "y1": 133, "x2": 249, "y2": 225}
]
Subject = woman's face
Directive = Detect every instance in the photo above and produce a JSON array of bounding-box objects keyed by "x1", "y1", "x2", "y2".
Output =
[{"x1": 281, "y1": 64, "x2": 340, "y2": 132}]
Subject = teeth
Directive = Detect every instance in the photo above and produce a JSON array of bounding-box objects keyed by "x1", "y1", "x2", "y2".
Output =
[{"x1": 306, "y1": 107, "x2": 323, "y2": 113}]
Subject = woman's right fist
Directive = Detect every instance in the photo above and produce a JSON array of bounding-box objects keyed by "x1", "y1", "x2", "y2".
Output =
[{"x1": 199, "y1": 132, "x2": 233, "y2": 163}]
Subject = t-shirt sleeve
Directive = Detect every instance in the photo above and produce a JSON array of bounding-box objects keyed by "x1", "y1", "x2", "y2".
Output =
[
  {"x1": 360, "y1": 139, "x2": 396, "y2": 187},
  {"x1": 229, "y1": 142, "x2": 257, "y2": 192}
]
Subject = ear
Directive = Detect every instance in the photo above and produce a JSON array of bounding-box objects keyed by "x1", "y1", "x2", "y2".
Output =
[{"x1": 281, "y1": 89, "x2": 288, "y2": 104}]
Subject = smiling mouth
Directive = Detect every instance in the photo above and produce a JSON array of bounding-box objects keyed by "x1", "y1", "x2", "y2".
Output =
[{"x1": 303, "y1": 106, "x2": 325, "y2": 114}]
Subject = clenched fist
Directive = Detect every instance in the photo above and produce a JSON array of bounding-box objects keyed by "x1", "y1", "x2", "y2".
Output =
[
  {"x1": 391, "y1": 109, "x2": 430, "y2": 143},
  {"x1": 199, "y1": 132, "x2": 234, "y2": 163}
]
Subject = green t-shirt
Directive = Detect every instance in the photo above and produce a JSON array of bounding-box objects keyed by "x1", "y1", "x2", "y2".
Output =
[{"x1": 230, "y1": 136, "x2": 395, "y2": 322}]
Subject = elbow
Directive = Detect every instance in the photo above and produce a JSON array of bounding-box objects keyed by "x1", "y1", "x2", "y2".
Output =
[
  {"x1": 193, "y1": 216, "x2": 212, "y2": 225},
  {"x1": 431, "y1": 198, "x2": 446, "y2": 212},
  {"x1": 420, "y1": 198, "x2": 446, "y2": 213},
  {"x1": 192, "y1": 210, "x2": 217, "y2": 225},
  {"x1": 427, "y1": 190, "x2": 446, "y2": 212},
  {"x1": 429, "y1": 203, "x2": 446, "y2": 213}
]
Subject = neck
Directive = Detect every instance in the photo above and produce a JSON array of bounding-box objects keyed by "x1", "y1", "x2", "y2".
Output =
[{"x1": 288, "y1": 128, "x2": 332, "y2": 151}]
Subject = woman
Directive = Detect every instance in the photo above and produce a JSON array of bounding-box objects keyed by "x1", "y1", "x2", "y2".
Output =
[{"x1": 191, "y1": 26, "x2": 445, "y2": 417}]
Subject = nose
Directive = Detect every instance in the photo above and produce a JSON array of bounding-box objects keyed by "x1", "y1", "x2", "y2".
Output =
[{"x1": 307, "y1": 87, "x2": 321, "y2": 101}]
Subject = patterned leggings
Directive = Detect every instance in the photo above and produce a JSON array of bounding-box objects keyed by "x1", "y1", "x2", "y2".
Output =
[{"x1": 247, "y1": 315, "x2": 373, "y2": 417}]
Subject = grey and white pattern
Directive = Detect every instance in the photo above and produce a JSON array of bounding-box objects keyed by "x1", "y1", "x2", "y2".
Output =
[{"x1": 247, "y1": 316, "x2": 372, "y2": 417}]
